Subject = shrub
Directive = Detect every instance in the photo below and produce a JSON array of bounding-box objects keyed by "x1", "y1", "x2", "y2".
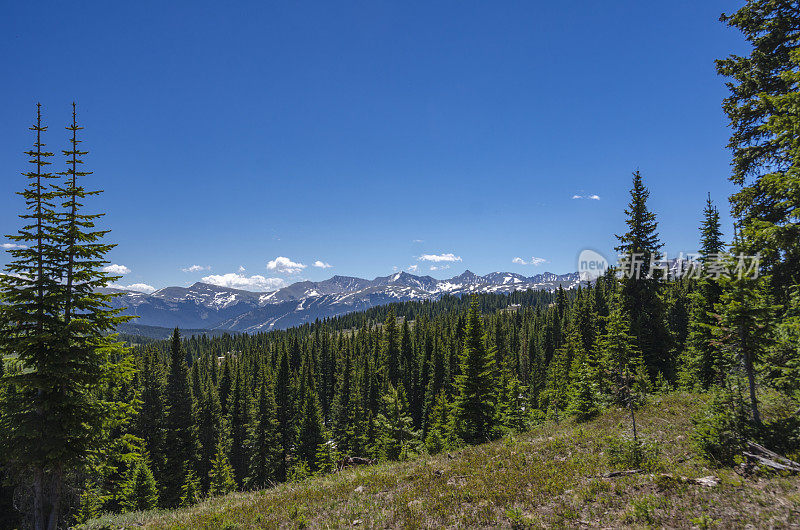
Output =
[
  {"x1": 691, "y1": 390, "x2": 750, "y2": 465},
  {"x1": 606, "y1": 435, "x2": 662, "y2": 472}
]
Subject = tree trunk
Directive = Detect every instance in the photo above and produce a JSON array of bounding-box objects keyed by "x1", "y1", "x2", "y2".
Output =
[
  {"x1": 741, "y1": 327, "x2": 761, "y2": 427},
  {"x1": 46, "y1": 464, "x2": 63, "y2": 530},
  {"x1": 33, "y1": 469, "x2": 45, "y2": 530}
]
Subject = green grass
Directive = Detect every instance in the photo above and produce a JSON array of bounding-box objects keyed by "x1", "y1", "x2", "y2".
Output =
[{"x1": 82, "y1": 393, "x2": 800, "y2": 529}]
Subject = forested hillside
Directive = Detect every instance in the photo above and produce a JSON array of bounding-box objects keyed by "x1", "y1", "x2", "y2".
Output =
[{"x1": 2, "y1": 1, "x2": 800, "y2": 528}]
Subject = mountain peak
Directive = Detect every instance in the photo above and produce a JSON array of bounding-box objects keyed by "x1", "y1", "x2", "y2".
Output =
[
  {"x1": 449, "y1": 270, "x2": 482, "y2": 283},
  {"x1": 107, "y1": 270, "x2": 581, "y2": 332}
]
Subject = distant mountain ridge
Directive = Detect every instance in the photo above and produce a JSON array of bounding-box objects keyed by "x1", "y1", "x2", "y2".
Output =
[{"x1": 104, "y1": 270, "x2": 580, "y2": 333}]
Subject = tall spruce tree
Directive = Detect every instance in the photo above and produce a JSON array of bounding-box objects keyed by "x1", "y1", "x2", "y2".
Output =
[
  {"x1": 717, "y1": 0, "x2": 800, "y2": 299},
  {"x1": 383, "y1": 310, "x2": 401, "y2": 387},
  {"x1": 598, "y1": 301, "x2": 646, "y2": 407},
  {"x1": 453, "y1": 296, "x2": 497, "y2": 443},
  {"x1": 275, "y1": 350, "x2": 294, "y2": 481},
  {"x1": 614, "y1": 170, "x2": 670, "y2": 379},
  {"x1": 296, "y1": 384, "x2": 326, "y2": 470},
  {"x1": 162, "y1": 329, "x2": 198, "y2": 507},
  {"x1": 681, "y1": 194, "x2": 726, "y2": 389},
  {"x1": 713, "y1": 255, "x2": 775, "y2": 427},
  {"x1": 332, "y1": 346, "x2": 355, "y2": 452},
  {"x1": 196, "y1": 378, "x2": 224, "y2": 494},
  {"x1": 229, "y1": 366, "x2": 252, "y2": 488},
  {"x1": 0, "y1": 104, "x2": 132, "y2": 529},
  {"x1": 247, "y1": 368, "x2": 281, "y2": 488},
  {"x1": 135, "y1": 350, "x2": 167, "y2": 485}
]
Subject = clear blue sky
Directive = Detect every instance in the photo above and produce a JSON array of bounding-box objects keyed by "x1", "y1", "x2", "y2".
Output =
[{"x1": 1, "y1": 1, "x2": 747, "y2": 292}]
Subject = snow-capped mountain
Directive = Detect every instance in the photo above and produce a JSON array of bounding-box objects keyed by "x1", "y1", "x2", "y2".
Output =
[{"x1": 106, "y1": 270, "x2": 580, "y2": 333}]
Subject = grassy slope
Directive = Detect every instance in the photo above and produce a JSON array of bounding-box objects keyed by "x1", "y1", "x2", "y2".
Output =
[{"x1": 84, "y1": 393, "x2": 800, "y2": 529}]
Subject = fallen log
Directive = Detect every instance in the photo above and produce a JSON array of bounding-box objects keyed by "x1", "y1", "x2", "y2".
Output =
[
  {"x1": 337, "y1": 455, "x2": 377, "y2": 472},
  {"x1": 603, "y1": 469, "x2": 643, "y2": 478},
  {"x1": 746, "y1": 442, "x2": 800, "y2": 468},
  {"x1": 656, "y1": 474, "x2": 719, "y2": 487},
  {"x1": 742, "y1": 441, "x2": 800, "y2": 474},
  {"x1": 686, "y1": 475, "x2": 719, "y2": 487},
  {"x1": 743, "y1": 452, "x2": 800, "y2": 473}
]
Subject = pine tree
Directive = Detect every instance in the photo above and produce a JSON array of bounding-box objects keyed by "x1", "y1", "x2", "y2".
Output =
[
  {"x1": 566, "y1": 348, "x2": 599, "y2": 422},
  {"x1": 208, "y1": 443, "x2": 236, "y2": 497},
  {"x1": 453, "y1": 296, "x2": 497, "y2": 444},
  {"x1": 196, "y1": 379, "x2": 224, "y2": 494},
  {"x1": 135, "y1": 350, "x2": 167, "y2": 485},
  {"x1": 614, "y1": 170, "x2": 670, "y2": 379},
  {"x1": 218, "y1": 356, "x2": 234, "y2": 417},
  {"x1": 383, "y1": 310, "x2": 401, "y2": 387},
  {"x1": 247, "y1": 369, "x2": 281, "y2": 488},
  {"x1": 314, "y1": 440, "x2": 341, "y2": 475},
  {"x1": 332, "y1": 346, "x2": 352, "y2": 444},
  {"x1": 764, "y1": 288, "x2": 800, "y2": 401},
  {"x1": 424, "y1": 391, "x2": 453, "y2": 455},
  {"x1": 88, "y1": 431, "x2": 145, "y2": 514},
  {"x1": 275, "y1": 350, "x2": 294, "y2": 481},
  {"x1": 179, "y1": 470, "x2": 200, "y2": 507},
  {"x1": 498, "y1": 376, "x2": 530, "y2": 432},
  {"x1": 399, "y1": 320, "x2": 416, "y2": 407},
  {"x1": 0, "y1": 104, "x2": 133, "y2": 529},
  {"x1": 542, "y1": 342, "x2": 570, "y2": 421},
  {"x1": 162, "y1": 329, "x2": 198, "y2": 507},
  {"x1": 296, "y1": 384, "x2": 326, "y2": 470},
  {"x1": 681, "y1": 194, "x2": 726, "y2": 389},
  {"x1": 124, "y1": 461, "x2": 159, "y2": 512},
  {"x1": 421, "y1": 335, "x2": 447, "y2": 435},
  {"x1": 713, "y1": 264, "x2": 775, "y2": 427},
  {"x1": 375, "y1": 384, "x2": 418, "y2": 460},
  {"x1": 597, "y1": 301, "x2": 645, "y2": 406},
  {"x1": 717, "y1": 0, "x2": 800, "y2": 298},
  {"x1": 229, "y1": 366, "x2": 252, "y2": 488}
]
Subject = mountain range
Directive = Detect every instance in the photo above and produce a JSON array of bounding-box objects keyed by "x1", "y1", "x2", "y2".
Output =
[{"x1": 104, "y1": 270, "x2": 580, "y2": 333}]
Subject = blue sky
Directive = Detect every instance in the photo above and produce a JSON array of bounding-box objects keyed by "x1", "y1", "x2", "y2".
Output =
[{"x1": 1, "y1": 1, "x2": 747, "y2": 292}]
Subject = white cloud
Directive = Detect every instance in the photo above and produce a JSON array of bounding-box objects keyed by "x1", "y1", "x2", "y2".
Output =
[
  {"x1": 572, "y1": 194, "x2": 601, "y2": 200},
  {"x1": 267, "y1": 256, "x2": 306, "y2": 274},
  {"x1": 412, "y1": 239, "x2": 424, "y2": 243},
  {"x1": 103, "y1": 264, "x2": 131, "y2": 275},
  {"x1": 313, "y1": 260, "x2": 332, "y2": 269},
  {"x1": 202, "y1": 273, "x2": 286, "y2": 292},
  {"x1": 181, "y1": 264, "x2": 210, "y2": 273},
  {"x1": 238, "y1": 265, "x2": 246, "y2": 272},
  {"x1": 1, "y1": 243, "x2": 27, "y2": 250},
  {"x1": 418, "y1": 253, "x2": 462, "y2": 263},
  {"x1": 407, "y1": 264, "x2": 418, "y2": 272},
  {"x1": 430, "y1": 264, "x2": 451, "y2": 271},
  {"x1": 513, "y1": 256, "x2": 548, "y2": 266},
  {"x1": 110, "y1": 283, "x2": 156, "y2": 294},
  {"x1": 588, "y1": 194, "x2": 601, "y2": 200}
]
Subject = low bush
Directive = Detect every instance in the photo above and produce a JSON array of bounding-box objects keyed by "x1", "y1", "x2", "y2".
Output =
[{"x1": 606, "y1": 435, "x2": 662, "y2": 472}]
